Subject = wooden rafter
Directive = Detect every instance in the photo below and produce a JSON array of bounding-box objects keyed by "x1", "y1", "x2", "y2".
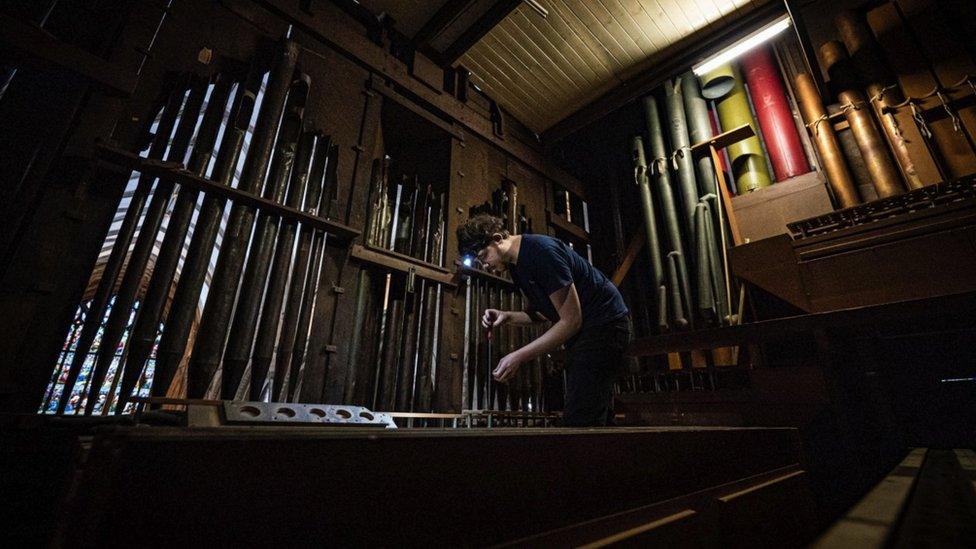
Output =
[{"x1": 441, "y1": 0, "x2": 521, "y2": 66}]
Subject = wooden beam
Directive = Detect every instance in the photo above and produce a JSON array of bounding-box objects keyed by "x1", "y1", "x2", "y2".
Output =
[
  {"x1": 541, "y1": 2, "x2": 784, "y2": 146},
  {"x1": 459, "y1": 264, "x2": 515, "y2": 288},
  {"x1": 413, "y1": 0, "x2": 476, "y2": 48},
  {"x1": 0, "y1": 11, "x2": 136, "y2": 96},
  {"x1": 546, "y1": 209, "x2": 590, "y2": 242},
  {"x1": 441, "y1": 0, "x2": 521, "y2": 65},
  {"x1": 96, "y1": 143, "x2": 361, "y2": 243},
  {"x1": 247, "y1": 0, "x2": 587, "y2": 198},
  {"x1": 351, "y1": 244, "x2": 456, "y2": 287},
  {"x1": 611, "y1": 229, "x2": 646, "y2": 287}
]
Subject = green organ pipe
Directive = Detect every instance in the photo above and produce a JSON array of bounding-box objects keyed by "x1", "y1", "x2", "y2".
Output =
[
  {"x1": 680, "y1": 72, "x2": 718, "y2": 196},
  {"x1": 631, "y1": 136, "x2": 665, "y2": 308},
  {"x1": 643, "y1": 94, "x2": 694, "y2": 329},
  {"x1": 664, "y1": 78, "x2": 701, "y2": 237}
]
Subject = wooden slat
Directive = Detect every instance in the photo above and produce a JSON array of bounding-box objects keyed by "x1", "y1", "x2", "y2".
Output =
[{"x1": 611, "y1": 229, "x2": 646, "y2": 287}]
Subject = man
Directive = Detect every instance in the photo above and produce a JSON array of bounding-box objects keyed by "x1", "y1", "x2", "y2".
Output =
[{"x1": 457, "y1": 214, "x2": 631, "y2": 426}]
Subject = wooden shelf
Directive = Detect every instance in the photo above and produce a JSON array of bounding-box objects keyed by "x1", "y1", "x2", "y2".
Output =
[
  {"x1": 546, "y1": 210, "x2": 590, "y2": 242},
  {"x1": 458, "y1": 263, "x2": 515, "y2": 288},
  {"x1": 351, "y1": 244, "x2": 455, "y2": 287}
]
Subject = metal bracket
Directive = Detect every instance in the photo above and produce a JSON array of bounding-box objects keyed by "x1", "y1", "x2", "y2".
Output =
[
  {"x1": 324, "y1": 345, "x2": 338, "y2": 354},
  {"x1": 406, "y1": 267, "x2": 417, "y2": 293},
  {"x1": 332, "y1": 285, "x2": 345, "y2": 294}
]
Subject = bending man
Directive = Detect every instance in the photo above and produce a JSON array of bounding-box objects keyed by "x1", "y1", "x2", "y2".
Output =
[{"x1": 457, "y1": 214, "x2": 631, "y2": 426}]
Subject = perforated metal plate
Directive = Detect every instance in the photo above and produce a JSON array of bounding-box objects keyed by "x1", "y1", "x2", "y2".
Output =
[{"x1": 222, "y1": 401, "x2": 396, "y2": 429}]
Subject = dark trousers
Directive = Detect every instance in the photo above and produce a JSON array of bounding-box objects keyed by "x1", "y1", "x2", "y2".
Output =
[{"x1": 562, "y1": 316, "x2": 632, "y2": 427}]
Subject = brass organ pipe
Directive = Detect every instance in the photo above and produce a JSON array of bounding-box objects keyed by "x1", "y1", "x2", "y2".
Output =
[
  {"x1": 820, "y1": 41, "x2": 905, "y2": 199},
  {"x1": 794, "y1": 73, "x2": 861, "y2": 208},
  {"x1": 835, "y1": 9, "x2": 931, "y2": 188}
]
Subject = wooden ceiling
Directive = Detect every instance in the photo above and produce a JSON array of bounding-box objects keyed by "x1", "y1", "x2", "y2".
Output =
[{"x1": 459, "y1": 0, "x2": 774, "y2": 133}]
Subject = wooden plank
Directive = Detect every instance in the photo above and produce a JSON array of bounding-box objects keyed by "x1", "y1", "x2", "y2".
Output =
[
  {"x1": 413, "y1": 0, "x2": 477, "y2": 47},
  {"x1": 351, "y1": 244, "x2": 456, "y2": 287},
  {"x1": 546, "y1": 209, "x2": 591, "y2": 242},
  {"x1": 368, "y1": 80, "x2": 463, "y2": 140},
  {"x1": 810, "y1": 448, "x2": 926, "y2": 548},
  {"x1": 690, "y1": 123, "x2": 755, "y2": 156},
  {"x1": 461, "y1": 265, "x2": 516, "y2": 289},
  {"x1": 611, "y1": 229, "x2": 646, "y2": 286},
  {"x1": 320, "y1": 79, "x2": 386, "y2": 405}
]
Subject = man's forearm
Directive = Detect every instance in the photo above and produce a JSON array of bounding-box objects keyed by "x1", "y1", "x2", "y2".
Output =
[
  {"x1": 506, "y1": 310, "x2": 540, "y2": 326},
  {"x1": 515, "y1": 318, "x2": 579, "y2": 360}
]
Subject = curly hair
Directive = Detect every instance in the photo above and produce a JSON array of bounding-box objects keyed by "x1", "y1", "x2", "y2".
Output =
[{"x1": 456, "y1": 214, "x2": 508, "y2": 255}]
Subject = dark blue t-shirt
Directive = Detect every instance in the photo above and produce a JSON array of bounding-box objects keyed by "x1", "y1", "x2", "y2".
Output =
[{"x1": 508, "y1": 234, "x2": 628, "y2": 329}]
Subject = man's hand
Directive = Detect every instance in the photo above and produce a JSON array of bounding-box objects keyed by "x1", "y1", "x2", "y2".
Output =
[
  {"x1": 482, "y1": 308, "x2": 510, "y2": 329},
  {"x1": 493, "y1": 351, "x2": 524, "y2": 383}
]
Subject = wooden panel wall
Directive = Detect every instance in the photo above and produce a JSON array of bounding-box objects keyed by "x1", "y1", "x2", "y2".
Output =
[{"x1": 0, "y1": 0, "x2": 572, "y2": 413}]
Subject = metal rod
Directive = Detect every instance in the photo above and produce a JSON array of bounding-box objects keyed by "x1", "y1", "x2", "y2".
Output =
[
  {"x1": 461, "y1": 276, "x2": 472, "y2": 411},
  {"x1": 288, "y1": 143, "x2": 339, "y2": 401},
  {"x1": 187, "y1": 40, "x2": 301, "y2": 399},
  {"x1": 222, "y1": 73, "x2": 310, "y2": 399},
  {"x1": 694, "y1": 203, "x2": 715, "y2": 321},
  {"x1": 114, "y1": 73, "x2": 236, "y2": 412},
  {"x1": 249, "y1": 130, "x2": 317, "y2": 400},
  {"x1": 151, "y1": 59, "x2": 265, "y2": 401},
  {"x1": 84, "y1": 76, "x2": 208, "y2": 414},
  {"x1": 700, "y1": 196, "x2": 727, "y2": 325},
  {"x1": 55, "y1": 74, "x2": 187, "y2": 414},
  {"x1": 273, "y1": 133, "x2": 331, "y2": 400}
]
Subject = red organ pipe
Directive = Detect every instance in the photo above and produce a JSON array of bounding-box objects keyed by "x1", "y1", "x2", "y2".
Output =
[{"x1": 742, "y1": 47, "x2": 810, "y2": 181}]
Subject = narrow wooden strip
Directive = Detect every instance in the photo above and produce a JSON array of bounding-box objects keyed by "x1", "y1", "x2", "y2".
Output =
[
  {"x1": 577, "y1": 509, "x2": 697, "y2": 549},
  {"x1": 718, "y1": 469, "x2": 806, "y2": 501},
  {"x1": 611, "y1": 229, "x2": 647, "y2": 286},
  {"x1": 351, "y1": 244, "x2": 456, "y2": 287}
]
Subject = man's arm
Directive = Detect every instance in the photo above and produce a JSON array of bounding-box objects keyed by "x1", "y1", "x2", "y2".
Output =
[
  {"x1": 482, "y1": 309, "x2": 543, "y2": 327},
  {"x1": 493, "y1": 283, "x2": 582, "y2": 382}
]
